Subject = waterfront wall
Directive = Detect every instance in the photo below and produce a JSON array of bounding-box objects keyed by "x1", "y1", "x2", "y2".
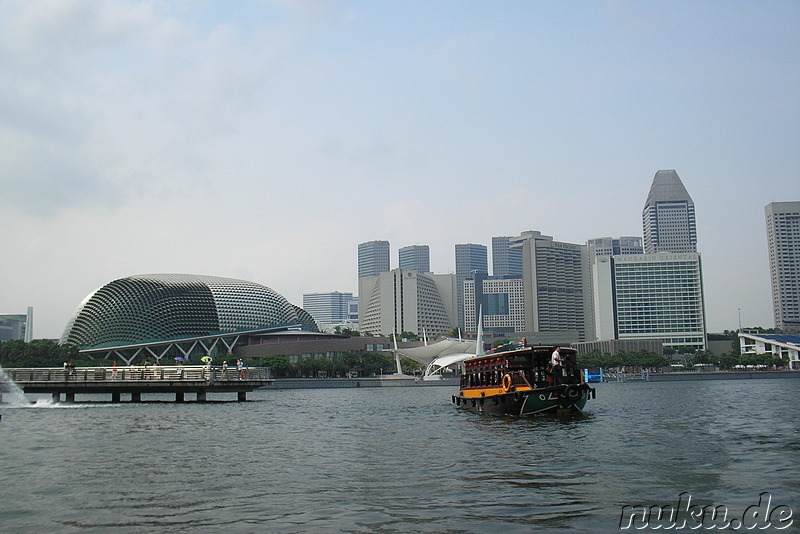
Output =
[{"x1": 647, "y1": 371, "x2": 800, "y2": 382}]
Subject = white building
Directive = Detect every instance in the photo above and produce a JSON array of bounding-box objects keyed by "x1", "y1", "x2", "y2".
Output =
[
  {"x1": 593, "y1": 252, "x2": 707, "y2": 351},
  {"x1": 358, "y1": 269, "x2": 456, "y2": 336},
  {"x1": 739, "y1": 332, "x2": 800, "y2": 369},
  {"x1": 511, "y1": 231, "x2": 595, "y2": 343},
  {"x1": 587, "y1": 236, "x2": 644, "y2": 256},
  {"x1": 455, "y1": 243, "x2": 488, "y2": 329},
  {"x1": 464, "y1": 277, "x2": 525, "y2": 334},
  {"x1": 765, "y1": 202, "x2": 800, "y2": 332}
]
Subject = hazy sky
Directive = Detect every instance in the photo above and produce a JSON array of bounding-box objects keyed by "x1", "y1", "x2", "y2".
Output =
[{"x1": 1, "y1": 1, "x2": 798, "y2": 339}]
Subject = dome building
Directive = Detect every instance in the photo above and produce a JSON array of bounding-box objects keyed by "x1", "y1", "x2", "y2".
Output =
[{"x1": 61, "y1": 274, "x2": 318, "y2": 349}]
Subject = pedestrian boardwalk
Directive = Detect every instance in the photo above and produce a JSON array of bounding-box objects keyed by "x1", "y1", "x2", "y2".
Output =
[{"x1": 2, "y1": 365, "x2": 272, "y2": 402}]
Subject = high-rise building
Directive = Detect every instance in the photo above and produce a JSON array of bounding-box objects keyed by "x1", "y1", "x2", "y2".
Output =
[
  {"x1": 643, "y1": 170, "x2": 697, "y2": 254},
  {"x1": 492, "y1": 236, "x2": 523, "y2": 277},
  {"x1": 593, "y1": 253, "x2": 706, "y2": 350},
  {"x1": 455, "y1": 243, "x2": 488, "y2": 329},
  {"x1": 766, "y1": 202, "x2": 800, "y2": 332},
  {"x1": 0, "y1": 307, "x2": 33, "y2": 342},
  {"x1": 302, "y1": 292, "x2": 356, "y2": 328},
  {"x1": 358, "y1": 269, "x2": 456, "y2": 336},
  {"x1": 511, "y1": 231, "x2": 594, "y2": 343},
  {"x1": 586, "y1": 237, "x2": 644, "y2": 257},
  {"x1": 464, "y1": 277, "x2": 525, "y2": 334},
  {"x1": 398, "y1": 245, "x2": 430, "y2": 272},
  {"x1": 358, "y1": 240, "x2": 390, "y2": 278}
]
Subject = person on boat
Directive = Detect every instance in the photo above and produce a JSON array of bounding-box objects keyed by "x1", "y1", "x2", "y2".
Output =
[{"x1": 551, "y1": 347, "x2": 563, "y2": 385}]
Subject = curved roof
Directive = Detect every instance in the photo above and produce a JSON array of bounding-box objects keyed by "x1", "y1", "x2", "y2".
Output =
[{"x1": 61, "y1": 274, "x2": 318, "y2": 348}]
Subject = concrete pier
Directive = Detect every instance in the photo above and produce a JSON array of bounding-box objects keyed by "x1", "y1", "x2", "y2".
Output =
[{"x1": 2, "y1": 366, "x2": 273, "y2": 403}]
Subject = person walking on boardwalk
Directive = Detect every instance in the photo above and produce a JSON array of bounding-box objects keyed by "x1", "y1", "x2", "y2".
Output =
[
  {"x1": 221, "y1": 360, "x2": 228, "y2": 379},
  {"x1": 237, "y1": 359, "x2": 244, "y2": 379}
]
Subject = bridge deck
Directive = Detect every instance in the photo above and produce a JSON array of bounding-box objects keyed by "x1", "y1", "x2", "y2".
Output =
[{"x1": 2, "y1": 366, "x2": 272, "y2": 402}]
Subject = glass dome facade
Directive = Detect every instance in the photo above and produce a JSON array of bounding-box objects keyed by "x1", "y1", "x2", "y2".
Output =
[{"x1": 60, "y1": 274, "x2": 318, "y2": 348}]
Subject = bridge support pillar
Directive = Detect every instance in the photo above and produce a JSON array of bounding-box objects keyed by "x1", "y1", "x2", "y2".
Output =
[
  {"x1": 52, "y1": 392, "x2": 60, "y2": 402},
  {"x1": 197, "y1": 391, "x2": 206, "y2": 402},
  {"x1": 131, "y1": 392, "x2": 141, "y2": 402},
  {"x1": 65, "y1": 393, "x2": 75, "y2": 403},
  {"x1": 175, "y1": 392, "x2": 184, "y2": 402},
  {"x1": 111, "y1": 392, "x2": 120, "y2": 403},
  {"x1": 237, "y1": 391, "x2": 247, "y2": 402}
]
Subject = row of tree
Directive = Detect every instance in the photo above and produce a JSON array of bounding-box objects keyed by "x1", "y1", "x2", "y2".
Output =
[
  {"x1": 254, "y1": 352, "x2": 421, "y2": 378},
  {"x1": 578, "y1": 347, "x2": 789, "y2": 370},
  {"x1": 0, "y1": 339, "x2": 80, "y2": 368}
]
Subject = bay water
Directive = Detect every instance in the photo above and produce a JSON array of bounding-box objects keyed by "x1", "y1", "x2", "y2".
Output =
[{"x1": 1, "y1": 379, "x2": 798, "y2": 533}]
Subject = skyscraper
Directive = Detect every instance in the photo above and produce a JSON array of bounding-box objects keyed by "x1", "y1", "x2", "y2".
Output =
[
  {"x1": 302, "y1": 292, "x2": 356, "y2": 328},
  {"x1": 766, "y1": 202, "x2": 800, "y2": 332},
  {"x1": 358, "y1": 240, "x2": 390, "y2": 278},
  {"x1": 398, "y1": 245, "x2": 430, "y2": 272},
  {"x1": 511, "y1": 231, "x2": 594, "y2": 343},
  {"x1": 642, "y1": 170, "x2": 697, "y2": 253},
  {"x1": 492, "y1": 236, "x2": 523, "y2": 277},
  {"x1": 455, "y1": 243, "x2": 488, "y2": 329}
]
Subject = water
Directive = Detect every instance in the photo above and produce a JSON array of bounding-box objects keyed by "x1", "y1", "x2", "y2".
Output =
[{"x1": 1, "y1": 380, "x2": 798, "y2": 533}]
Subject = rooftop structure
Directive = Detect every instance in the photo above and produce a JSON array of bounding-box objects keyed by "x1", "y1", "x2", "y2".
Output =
[
  {"x1": 60, "y1": 274, "x2": 318, "y2": 349},
  {"x1": 643, "y1": 170, "x2": 697, "y2": 254}
]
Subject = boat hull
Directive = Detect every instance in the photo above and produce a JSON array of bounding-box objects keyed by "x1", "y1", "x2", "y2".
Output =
[{"x1": 453, "y1": 383, "x2": 594, "y2": 416}]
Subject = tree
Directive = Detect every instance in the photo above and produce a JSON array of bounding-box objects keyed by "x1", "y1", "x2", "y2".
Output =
[{"x1": 332, "y1": 326, "x2": 360, "y2": 337}]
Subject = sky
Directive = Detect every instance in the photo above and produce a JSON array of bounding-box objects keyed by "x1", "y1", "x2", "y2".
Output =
[{"x1": 1, "y1": 0, "x2": 798, "y2": 339}]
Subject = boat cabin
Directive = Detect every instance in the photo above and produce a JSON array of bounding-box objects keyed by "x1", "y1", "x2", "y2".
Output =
[{"x1": 460, "y1": 346, "x2": 581, "y2": 391}]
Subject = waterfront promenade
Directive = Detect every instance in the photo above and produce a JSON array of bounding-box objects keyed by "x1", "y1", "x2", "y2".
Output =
[{"x1": 1, "y1": 365, "x2": 272, "y2": 402}]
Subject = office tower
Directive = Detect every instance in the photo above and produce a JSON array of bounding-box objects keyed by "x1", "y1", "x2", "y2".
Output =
[
  {"x1": 511, "y1": 231, "x2": 594, "y2": 343},
  {"x1": 358, "y1": 269, "x2": 456, "y2": 336},
  {"x1": 455, "y1": 243, "x2": 488, "y2": 329},
  {"x1": 586, "y1": 237, "x2": 644, "y2": 257},
  {"x1": 0, "y1": 307, "x2": 33, "y2": 342},
  {"x1": 766, "y1": 202, "x2": 800, "y2": 331},
  {"x1": 642, "y1": 170, "x2": 697, "y2": 253},
  {"x1": 302, "y1": 292, "x2": 356, "y2": 327},
  {"x1": 398, "y1": 245, "x2": 430, "y2": 272},
  {"x1": 464, "y1": 277, "x2": 525, "y2": 334},
  {"x1": 593, "y1": 253, "x2": 706, "y2": 350},
  {"x1": 358, "y1": 240, "x2": 390, "y2": 278},
  {"x1": 492, "y1": 236, "x2": 523, "y2": 277}
]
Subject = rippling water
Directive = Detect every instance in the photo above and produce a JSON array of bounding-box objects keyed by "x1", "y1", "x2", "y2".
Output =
[{"x1": 1, "y1": 379, "x2": 798, "y2": 533}]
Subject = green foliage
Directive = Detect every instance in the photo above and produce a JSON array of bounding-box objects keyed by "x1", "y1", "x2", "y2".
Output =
[
  {"x1": 578, "y1": 349, "x2": 669, "y2": 369},
  {"x1": 332, "y1": 326, "x2": 360, "y2": 337},
  {"x1": 0, "y1": 340, "x2": 80, "y2": 368}
]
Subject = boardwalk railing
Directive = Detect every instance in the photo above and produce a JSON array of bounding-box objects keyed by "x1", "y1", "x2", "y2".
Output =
[{"x1": 5, "y1": 365, "x2": 271, "y2": 384}]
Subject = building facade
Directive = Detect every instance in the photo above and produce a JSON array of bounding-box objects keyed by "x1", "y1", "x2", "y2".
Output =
[
  {"x1": 357, "y1": 240, "x2": 390, "y2": 278},
  {"x1": 398, "y1": 244, "x2": 431, "y2": 273},
  {"x1": 491, "y1": 236, "x2": 523, "y2": 277},
  {"x1": 302, "y1": 292, "x2": 357, "y2": 329},
  {"x1": 593, "y1": 253, "x2": 707, "y2": 351},
  {"x1": 765, "y1": 202, "x2": 800, "y2": 332},
  {"x1": 510, "y1": 231, "x2": 595, "y2": 343},
  {"x1": 586, "y1": 236, "x2": 644, "y2": 256},
  {"x1": 455, "y1": 243, "x2": 488, "y2": 329},
  {"x1": 739, "y1": 332, "x2": 800, "y2": 369},
  {"x1": 358, "y1": 269, "x2": 456, "y2": 336},
  {"x1": 0, "y1": 307, "x2": 33, "y2": 342},
  {"x1": 642, "y1": 170, "x2": 697, "y2": 254},
  {"x1": 464, "y1": 277, "x2": 525, "y2": 334}
]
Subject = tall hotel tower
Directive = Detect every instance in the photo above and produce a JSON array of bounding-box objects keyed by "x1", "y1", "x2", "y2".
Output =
[
  {"x1": 398, "y1": 245, "x2": 430, "y2": 272},
  {"x1": 643, "y1": 170, "x2": 697, "y2": 253},
  {"x1": 358, "y1": 240, "x2": 390, "y2": 278},
  {"x1": 766, "y1": 202, "x2": 800, "y2": 332}
]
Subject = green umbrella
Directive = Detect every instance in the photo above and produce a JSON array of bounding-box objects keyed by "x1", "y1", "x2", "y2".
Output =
[{"x1": 200, "y1": 356, "x2": 212, "y2": 363}]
